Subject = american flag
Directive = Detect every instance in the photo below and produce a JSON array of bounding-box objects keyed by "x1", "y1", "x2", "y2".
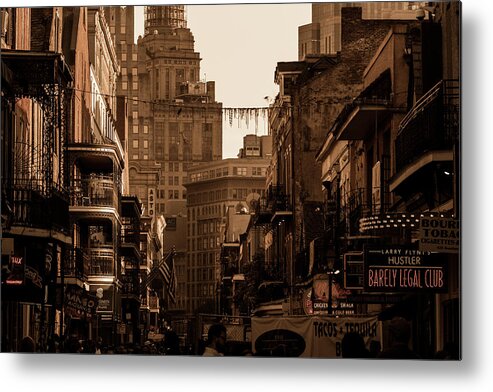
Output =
[
  {"x1": 141, "y1": 248, "x2": 176, "y2": 303},
  {"x1": 158, "y1": 251, "x2": 177, "y2": 303}
]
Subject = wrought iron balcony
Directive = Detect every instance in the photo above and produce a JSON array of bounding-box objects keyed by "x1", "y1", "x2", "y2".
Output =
[
  {"x1": 395, "y1": 79, "x2": 459, "y2": 172},
  {"x1": 85, "y1": 247, "x2": 115, "y2": 276},
  {"x1": 343, "y1": 187, "x2": 392, "y2": 236},
  {"x1": 70, "y1": 175, "x2": 119, "y2": 210},
  {"x1": 255, "y1": 185, "x2": 292, "y2": 224},
  {"x1": 121, "y1": 216, "x2": 141, "y2": 248},
  {"x1": 268, "y1": 185, "x2": 292, "y2": 213},
  {"x1": 3, "y1": 178, "x2": 69, "y2": 234},
  {"x1": 64, "y1": 248, "x2": 90, "y2": 280},
  {"x1": 121, "y1": 271, "x2": 141, "y2": 296}
]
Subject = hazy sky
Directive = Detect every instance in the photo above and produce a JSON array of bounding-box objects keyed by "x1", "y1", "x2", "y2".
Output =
[{"x1": 134, "y1": 2, "x2": 312, "y2": 158}]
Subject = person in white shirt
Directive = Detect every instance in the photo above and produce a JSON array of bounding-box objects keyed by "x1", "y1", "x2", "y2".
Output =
[{"x1": 202, "y1": 324, "x2": 227, "y2": 356}]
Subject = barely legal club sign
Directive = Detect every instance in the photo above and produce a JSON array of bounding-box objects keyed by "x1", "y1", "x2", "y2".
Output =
[{"x1": 364, "y1": 247, "x2": 447, "y2": 292}]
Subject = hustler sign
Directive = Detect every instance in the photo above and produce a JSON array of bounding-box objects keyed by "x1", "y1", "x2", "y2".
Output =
[{"x1": 364, "y1": 247, "x2": 447, "y2": 292}]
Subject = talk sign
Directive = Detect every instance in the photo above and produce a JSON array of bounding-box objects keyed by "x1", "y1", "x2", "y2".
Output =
[{"x1": 364, "y1": 246, "x2": 447, "y2": 292}]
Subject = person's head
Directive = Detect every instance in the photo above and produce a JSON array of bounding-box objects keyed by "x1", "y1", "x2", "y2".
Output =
[
  {"x1": 207, "y1": 323, "x2": 227, "y2": 352},
  {"x1": 341, "y1": 332, "x2": 367, "y2": 358},
  {"x1": 19, "y1": 336, "x2": 35, "y2": 352},
  {"x1": 389, "y1": 317, "x2": 411, "y2": 345}
]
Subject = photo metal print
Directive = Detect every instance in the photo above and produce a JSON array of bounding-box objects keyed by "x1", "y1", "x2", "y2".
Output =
[{"x1": 0, "y1": 1, "x2": 461, "y2": 359}]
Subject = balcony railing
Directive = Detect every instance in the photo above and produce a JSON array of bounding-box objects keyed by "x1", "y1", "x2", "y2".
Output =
[
  {"x1": 121, "y1": 272, "x2": 140, "y2": 296},
  {"x1": 85, "y1": 247, "x2": 115, "y2": 276},
  {"x1": 3, "y1": 178, "x2": 69, "y2": 234},
  {"x1": 396, "y1": 79, "x2": 459, "y2": 172},
  {"x1": 63, "y1": 248, "x2": 90, "y2": 280},
  {"x1": 343, "y1": 187, "x2": 392, "y2": 235},
  {"x1": 256, "y1": 185, "x2": 292, "y2": 218},
  {"x1": 121, "y1": 219, "x2": 141, "y2": 246},
  {"x1": 70, "y1": 175, "x2": 119, "y2": 209}
]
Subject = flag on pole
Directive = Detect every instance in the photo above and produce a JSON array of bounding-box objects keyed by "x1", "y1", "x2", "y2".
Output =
[
  {"x1": 141, "y1": 248, "x2": 177, "y2": 303},
  {"x1": 158, "y1": 248, "x2": 176, "y2": 303}
]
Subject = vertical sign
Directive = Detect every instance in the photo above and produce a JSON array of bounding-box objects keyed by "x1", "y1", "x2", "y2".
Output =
[{"x1": 147, "y1": 188, "x2": 155, "y2": 218}]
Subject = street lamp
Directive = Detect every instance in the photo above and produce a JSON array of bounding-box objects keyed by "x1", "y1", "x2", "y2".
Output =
[{"x1": 327, "y1": 269, "x2": 340, "y2": 315}]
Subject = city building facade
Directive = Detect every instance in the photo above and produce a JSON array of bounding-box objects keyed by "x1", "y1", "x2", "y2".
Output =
[
  {"x1": 315, "y1": 2, "x2": 460, "y2": 357},
  {"x1": 1, "y1": 7, "x2": 72, "y2": 351},
  {"x1": 185, "y1": 135, "x2": 271, "y2": 314}
]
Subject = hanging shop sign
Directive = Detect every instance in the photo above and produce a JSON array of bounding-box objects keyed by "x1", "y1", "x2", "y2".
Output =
[
  {"x1": 94, "y1": 286, "x2": 114, "y2": 312},
  {"x1": 364, "y1": 246, "x2": 447, "y2": 292},
  {"x1": 147, "y1": 188, "x2": 155, "y2": 218},
  {"x1": 24, "y1": 266, "x2": 43, "y2": 288},
  {"x1": 64, "y1": 285, "x2": 98, "y2": 320},
  {"x1": 4, "y1": 256, "x2": 25, "y2": 286},
  {"x1": 419, "y1": 217, "x2": 459, "y2": 253},
  {"x1": 252, "y1": 316, "x2": 380, "y2": 358}
]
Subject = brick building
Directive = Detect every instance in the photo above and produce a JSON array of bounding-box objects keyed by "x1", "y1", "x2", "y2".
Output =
[
  {"x1": 316, "y1": 2, "x2": 460, "y2": 358},
  {"x1": 298, "y1": 1, "x2": 423, "y2": 58},
  {"x1": 256, "y1": 7, "x2": 418, "y2": 316}
]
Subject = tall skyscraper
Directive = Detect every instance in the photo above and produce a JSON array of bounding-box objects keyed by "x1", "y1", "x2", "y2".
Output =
[
  {"x1": 108, "y1": 6, "x2": 223, "y2": 311},
  {"x1": 109, "y1": 5, "x2": 222, "y2": 214}
]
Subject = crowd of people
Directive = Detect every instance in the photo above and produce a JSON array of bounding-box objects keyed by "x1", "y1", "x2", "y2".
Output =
[{"x1": 13, "y1": 317, "x2": 458, "y2": 359}]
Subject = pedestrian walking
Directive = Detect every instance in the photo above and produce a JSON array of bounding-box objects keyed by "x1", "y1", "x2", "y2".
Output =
[{"x1": 202, "y1": 323, "x2": 227, "y2": 357}]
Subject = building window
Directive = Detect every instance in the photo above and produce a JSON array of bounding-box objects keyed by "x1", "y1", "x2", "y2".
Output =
[
  {"x1": 120, "y1": 25, "x2": 126, "y2": 34},
  {"x1": 132, "y1": 82, "x2": 138, "y2": 90},
  {"x1": 143, "y1": 154, "x2": 148, "y2": 160},
  {"x1": 143, "y1": 140, "x2": 148, "y2": 148},
  {"x1": 132, "y1": 125, "x2": 138, "y2": 134},
  {"x1": 122, "y1": 82, "x2": 127, "y2": 90},
  {"x1": 132, "y1": 53, "x2": 138, "y2": 61},
  {"x1": 143, "y1": 125, "x2": 148, "y2": 134},
  {"x1": 132, "y1": 154, "x2": 138, "y2": 159},
  {"x1": 233, "y1": 167, "x2": 247, "y2": 176},
  {"x1": 122, "y1": 68, "x2": 127, "y2": 76},
  {"x1": 132, "y1": 68, "x2": 137, "y2": 76},
  {"x1": 133, "y1": 140, "x2": 139, "y2": 148},
  {"x1": 122, "y1": 53, "x2": 127, "y2": 61},
  {"x1": 132, "y1": 111, "x2": 138, "y2": 120},
  {"x1": 252, "y1": 167, "x2": 264, "y2": 176}
]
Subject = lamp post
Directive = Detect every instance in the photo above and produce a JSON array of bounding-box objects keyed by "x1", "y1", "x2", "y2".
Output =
[{"x1": 327, "y1": 269, "x2": 340, "y2": 315}]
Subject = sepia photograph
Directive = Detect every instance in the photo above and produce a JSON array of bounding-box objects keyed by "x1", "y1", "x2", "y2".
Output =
[{"x1": 1, "y1": 0, "x2": 462, "y2": 365}]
